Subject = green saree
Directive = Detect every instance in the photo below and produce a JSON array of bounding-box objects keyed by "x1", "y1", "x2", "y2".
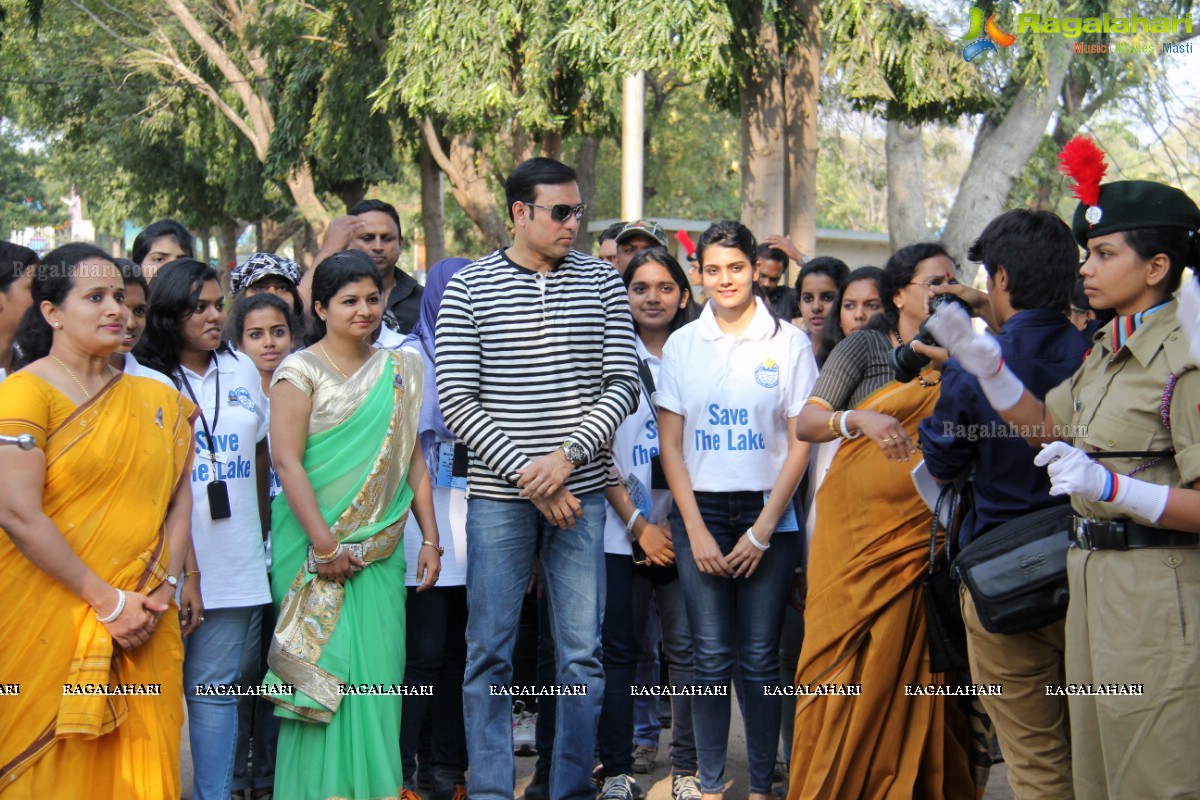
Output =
[{"x1": 263, "y1": 347, "x2": 423, "y2": 800}]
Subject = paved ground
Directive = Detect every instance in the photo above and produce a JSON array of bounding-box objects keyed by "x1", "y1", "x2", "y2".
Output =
[{"x1": 185, "y1": 706, "x2": 1014, "y2": 799}]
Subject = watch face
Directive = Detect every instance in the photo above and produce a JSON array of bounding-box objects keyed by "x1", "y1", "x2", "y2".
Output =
[{"x1": 565, "y1": 442, "x2": 587, "y2": 466}]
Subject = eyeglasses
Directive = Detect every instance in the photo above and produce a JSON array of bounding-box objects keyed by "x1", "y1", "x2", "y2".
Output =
[
  {"x1": 908, "y1": 277, "x2": 959, "y2": 289},
  {"x1": 523, "y1": 202, "x2": 586, "y2": 223}
]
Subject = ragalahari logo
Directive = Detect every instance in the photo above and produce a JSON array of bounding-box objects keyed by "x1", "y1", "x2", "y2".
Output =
[{"x1": 963, "y1": 7, "x2": 1016, "y2": 61}]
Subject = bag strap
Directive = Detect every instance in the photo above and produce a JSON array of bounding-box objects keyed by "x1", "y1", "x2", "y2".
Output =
[
  {"x1": 928, "y1": 482, "x2": 958, "y2": 575},
  {"x1": 637, "y1": 357, "x2": 658, "y2": 422}
]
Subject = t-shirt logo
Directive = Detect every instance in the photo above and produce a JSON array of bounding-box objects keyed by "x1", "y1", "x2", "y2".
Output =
[
  {"x1": 755, "y1": 358, "x2": 780, "y2": 388},
  {"x1": 229, "y1": 387, "x2": 257, "y2": 413}
]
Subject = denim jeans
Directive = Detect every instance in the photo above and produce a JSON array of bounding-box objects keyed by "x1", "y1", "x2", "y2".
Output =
[
  {"x1": 597, "y1": 553, "x2": 639, "y2": 776},
  {"x1": 232, "y1": 603, "x2": 279, "y2": 793},
  {"x1": 631, "y1": 571, "x2": 697, "y2": 775},
  {"x1": 672, "y1": 492, "x2": 800, "y2": 795},
  {"x1": 463, "y1": 493, "x2": 606, "y2": 800},
  {"x1": 184, "y1": 605, "x2": 254, "y2": 800},
  {"x1": 402, "y1": 585, "x2": 469, "y2": 800},
  {"x1": 632, "y1": 600, "x2": 663, "y2": 747}
]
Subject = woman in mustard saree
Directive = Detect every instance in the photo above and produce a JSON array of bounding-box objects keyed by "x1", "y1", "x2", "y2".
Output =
[
  {"x1": 265, "y1": 251, "x2": 440, "y2": 800},
  {"x1": 0, "y1": 243, "x2": 199, "y2": 798}
]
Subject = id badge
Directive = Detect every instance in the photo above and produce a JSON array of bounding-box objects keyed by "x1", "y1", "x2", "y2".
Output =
[
  {"x1": 623, "y1": 473, "x2": 652, "y2": 517},
  {"x1": 208, "y1": 480, "x2": 232, "y2": 520},
  {"x1": 436, "y1": 442, "x2": 468, "y2": 490},
  {"x1": 765, "y1": 490, "x2": 799, "y2": 532}
]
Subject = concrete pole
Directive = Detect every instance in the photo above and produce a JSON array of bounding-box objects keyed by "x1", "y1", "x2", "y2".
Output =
[{"x1": 621, "y1": 71, "x2": 645, "y2": 221}]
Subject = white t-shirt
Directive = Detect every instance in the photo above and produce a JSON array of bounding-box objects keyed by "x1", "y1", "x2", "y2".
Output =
[
  {"x1": 374, "y1": 325, "x2": 406, "y2": 350},
  {"x1": 123, "y1": 352, "x2": 176, "y2": 388},
  {"x1": 180, "y1": 349, "x2": 271, "y2": 609},
  {"x1": 603, "y1": 338, "x2": 673, "y2": 556},
  {"x1": 654, "y1": 298, "x2": 817, "y2": 493},
  {"x1": 401, "y1": 437, "x2": 468, "y2": 587}
]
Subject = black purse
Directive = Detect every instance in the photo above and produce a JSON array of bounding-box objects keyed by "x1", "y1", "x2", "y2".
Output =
[
  {"x1": 952, "y1": 504, "x2": 1072, "y2": 635},
  {"x1": 922, "y1": 483, "x2": 970, "y2": 673}
]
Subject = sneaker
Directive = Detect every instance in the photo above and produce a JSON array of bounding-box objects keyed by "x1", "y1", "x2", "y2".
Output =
[
  {"x1": 631, "y1": 744, "x2": 658, "y2": 774},
  {"x1": 525, "y1": 764, "x2": 551, "y2": 800},
  {"x1": 597, "y1": 775, "x2": 637, "y2": 800},
  {"x1": 671, "y1": 775, "x2": 702, "y2": 800},
  {"x1": 512, "y1": 700, "x2": 537, "y2": 756}
]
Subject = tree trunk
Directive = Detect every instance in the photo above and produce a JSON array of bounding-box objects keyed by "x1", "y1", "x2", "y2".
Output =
[
  {"x1": 422, "y1": 117, "x2": 509, "y2": 251},
  {"x1": 885, "y1": 118, "x2": 927, "y2": 249},
  {"x1": 541, "y1": 131, "x2": 563, "y2": 162},
  {"x1": 574, "y1": 136, "x2": 600, "y2": 254},
  {"x1": 197, "y1": 227, "x2": 210, "y2": 264},
  {"x1": 333, "y1": 179, "x2": 367, "y2": 213},
  {"x1": 419, "y1": 144, "x2": 446, "y2": 267},
  {"x1": 942, "y1": 41, "x2": 1074, "y2": 281},
  {"x1": 217, "y1": 215, "x2": 240, "y2": 288},
  {"x1": 784, "y1": 0, "x2": 821, "y2": 276},
  {"x1": 284, "y1": 163, "x2": 331, "y2": 264},
  {"x1": 1035, "y1": 65, "x2": 1091, "y2": 211},
  {"x1": 260, "y1": 216, "x2": 305, "y2": 254},
  {"x1": 739, "y1": 7, "x2": 787, "y2": 242}
]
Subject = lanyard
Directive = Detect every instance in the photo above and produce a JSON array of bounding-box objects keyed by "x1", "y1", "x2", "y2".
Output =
[{"x1": 179, "y1": 356, "x2": 221, "y2": 464}]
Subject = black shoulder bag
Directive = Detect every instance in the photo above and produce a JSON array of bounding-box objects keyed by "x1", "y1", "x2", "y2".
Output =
[{"x1": 923, "y1": 483, "x2": 970, "y2": 673}]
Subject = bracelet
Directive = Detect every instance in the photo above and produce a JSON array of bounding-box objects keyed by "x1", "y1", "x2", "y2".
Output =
[
  {"x1": 626, "y1": 508, "x2": 643, "y2": 535},
  {"x1": 96, "y1": 589, "x2": 127, "y2": 624},
  {"x1": 745, "y1": 528, "x2": 770, "y2": 551},
  {"x1": 421, "y1": 539, "x2": 445, "y2": 557},
  {"x1": 838, "y1": 410, "x2": 862, "y2": 440},
  {"x1": 184, "y1": 570, "x2": 201, "y2": 578},
  {"x1": 828, "y1": 411, "x2": 841, "y2": 438},
  {"x1": 313, "y1": 543, "x2": 343, "y2": 563}
]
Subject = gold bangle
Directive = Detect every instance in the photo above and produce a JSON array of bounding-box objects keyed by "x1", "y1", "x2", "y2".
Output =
[
  {"x1": 421, "y1": 539, "x2": 445, "y2": 557},
  {"x1": 184, "y1": 570, "x2": 201, "y2": 578},
  {"x1": 312, "y1": 543, "x2": 342, "y2": 562},
  {"x1": 828, "y1": 411, "x2": 842, "y2": 438}
]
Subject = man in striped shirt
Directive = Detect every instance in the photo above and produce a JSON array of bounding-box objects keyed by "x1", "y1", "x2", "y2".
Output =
[{"x1": 436, "y1": 157, "x2": 640, "y2": 800}]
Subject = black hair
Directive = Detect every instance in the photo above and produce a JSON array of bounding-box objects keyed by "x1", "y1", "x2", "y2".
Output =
[
  {"x1": 599, "y1": 222, "x2": 626, "y2": 245},
  {"x1": 230, "y1": 292, "x2": 296, "y2": 347},
  {"x1": 113, "y1": 257, "x2": 148, "y2": 298},
  {"x1": 135, "y1": 258, "x2": 225, "y2": 385},
  {"x1": 306, "y1": 250, "x2": 383, "y2": 346},
  {"x1": 504, "y1": 158, "x2": 578, "y2": 222},
  {"x1": 817, "y1": 266, "x2": 883, "y2": 367},
  {"x1": 130, "y1": 219, "x2": 194, "y2": 267},
  {"x1": 1121, "y1": 226, "x2": 1199, "y2": 296},
  {"x1": 696, "y1": 220, "x2": 782, "y2": 335},
  {"x1": 347, "y1": 199, "x2": 402, "y2": 239},
  {"x1": 796, "y1": 256, "x2": 850, "y2": 294},
  {"x1": 0, "y1": 241, "x2": 38, "y2": 292},
  {"x1": 756, "y1": 244, "x2": 790, "y2": 272},
  {"x1": 865, "y1": 242, "x2": 952, "y2": 336},
  {"x1": 967, "y1": 209, "x2": 1077, "y2": 312},
  {"x1": 15, "y1": 243, "x2": 113, "y2": 362},
  {"x1": 622, "y1": 246, "x2": 696, "y2": 337}
]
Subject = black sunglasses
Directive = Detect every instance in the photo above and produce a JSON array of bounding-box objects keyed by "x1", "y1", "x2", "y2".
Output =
[{"x1": 523, "y1": 201, "x2": 586, "y2": 223}]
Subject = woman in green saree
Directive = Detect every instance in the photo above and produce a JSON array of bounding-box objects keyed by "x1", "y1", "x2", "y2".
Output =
[{"x1": 264, "y1": 250, "x2": 441, "y2": 800}]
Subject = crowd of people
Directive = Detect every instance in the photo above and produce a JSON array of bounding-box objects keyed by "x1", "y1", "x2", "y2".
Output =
[{"x1": 1, "y1": 138, "x2": 1199, "y2": 800}]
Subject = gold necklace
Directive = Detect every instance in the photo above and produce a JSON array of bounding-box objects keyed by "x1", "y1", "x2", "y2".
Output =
[
  {"x1": 318, "y1": 342, "x2": 349, "y2": 380},
  {"x1": 51, "y1": 355, "x2": 94, "y2": 398}
]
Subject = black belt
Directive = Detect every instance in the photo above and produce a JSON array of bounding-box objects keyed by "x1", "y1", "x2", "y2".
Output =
[{"x1": 1070, "y1": 517, "x2": 1200, "y2": 551}]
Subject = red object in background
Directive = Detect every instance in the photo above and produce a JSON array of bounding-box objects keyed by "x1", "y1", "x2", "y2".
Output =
[
  {"x1": 674, "y1": 230, "x2": 696, "y2": 256},
  {"x1": 1057, "y1": 136, "x2": 1108, "y2": 207}
]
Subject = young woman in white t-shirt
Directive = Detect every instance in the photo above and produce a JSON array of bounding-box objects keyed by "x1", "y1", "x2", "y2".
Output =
[{"x1": 655, "y1": 221, "x2": 817, "y2": 800}]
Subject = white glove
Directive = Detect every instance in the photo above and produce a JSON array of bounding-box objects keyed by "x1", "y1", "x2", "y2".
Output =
[
  {"x1": 925, "y1": 303, "x2": 1023, "y2": 410},
  {"x1": 1034, "y1": 441, "x2": 1107, "y2": 500},
  {"x1": 1034, "y1": 441, "x2": 1170, "y2": 522},
  {"x1": 925, "y1": 303, "x2": 1000, "y2": 377},
  {"x1": 1179, "y1": 278, "x2": 1200, "y2": 362}
]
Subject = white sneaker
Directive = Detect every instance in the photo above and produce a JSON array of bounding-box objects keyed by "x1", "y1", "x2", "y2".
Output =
[
  {"x1": 671, "y1": 775, "x2": 702, "y2": 800},
  {"x1": 512, "y1": 700, "x2": 537, "y2": 756},
  {"x1": 598, "y1": 775, "x2": 636, "y2": 800}
]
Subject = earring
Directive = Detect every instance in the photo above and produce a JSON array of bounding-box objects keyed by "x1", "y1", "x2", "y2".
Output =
[{"x1": 52, "y1": 322, "x2": 61, "y2": 328}]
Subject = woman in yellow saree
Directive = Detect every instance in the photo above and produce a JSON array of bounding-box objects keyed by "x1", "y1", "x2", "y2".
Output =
[
  {"x1": 0, "y1": 243, "x2": 199, "y2": 798},
  {"x1": 789, "y1": 244, "x2": 974, "y2": 800},
  {"x1": 264, "y1": 251, "x2": 440, "y2": 800}
]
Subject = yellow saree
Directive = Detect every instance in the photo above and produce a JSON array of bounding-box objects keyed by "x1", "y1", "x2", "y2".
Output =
[
  {"x1": 0, "y1": 372, "x2": 195, "y2": 799},
  {"x1": 789, "y1": 376, "x2": 974, "y2": 800}
]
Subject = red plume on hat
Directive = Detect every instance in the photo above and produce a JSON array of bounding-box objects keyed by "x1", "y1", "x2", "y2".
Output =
[{"x1": 1057, "y1": 136, "x2": 1107, "y2": 207}]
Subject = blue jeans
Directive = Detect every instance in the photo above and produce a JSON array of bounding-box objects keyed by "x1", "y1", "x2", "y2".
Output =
[
  {"x1": 402, "y1": 585, "x2": 469, "y2": 799},
  {"x1": 184, "y1": 605, "x2": 254, "y2": 800},
  {"x1": 233, "y1": 603, "x2": 280, "y2": 793},
  {"x1": 672, "y1": 492, "x2": 800, "y2": 795},
  {"x1": 632, "y1": 599, "x2": 663, "y2": 747},
  {"x1": 463, "y1": 493, "x2": 606, "y2": 800},
  {"x1": 631, "y1": 571, "x2": 697, "y2": 775}
]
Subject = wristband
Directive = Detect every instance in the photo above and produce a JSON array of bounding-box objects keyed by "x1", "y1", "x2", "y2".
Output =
[
  {"x1": 1102, "y1": 472, "x2": 1171, "y2": 523},
  {"x1": 745, "y1": 527, "x2": 770, "y2": 551},
  {"x1": 96, "y1": 589, "x2": 126, "y2": 624},
  {"x1": 626, "y1": 508, "x2": 643, "y2": 536},
  {"x1": 978, "y1": 360, "x2": 1025, "y2": 412},
  {"x1": 839, "y1": 411, "x2": 862, "y2": 440}
]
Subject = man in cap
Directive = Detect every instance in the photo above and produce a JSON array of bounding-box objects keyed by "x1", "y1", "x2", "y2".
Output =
[{"x1": 615, "y1": 220, "x2": 668, "y2": 276}]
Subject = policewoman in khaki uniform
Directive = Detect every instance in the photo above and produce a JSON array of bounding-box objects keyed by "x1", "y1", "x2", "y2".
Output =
[{"x1": 927, "y1": 136, "x2": 1200, "y2": 799}]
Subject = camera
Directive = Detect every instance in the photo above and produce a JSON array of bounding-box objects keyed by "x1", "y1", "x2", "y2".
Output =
[{"x1": 888, "y1": 293, "x2": 971, "y2": 383}]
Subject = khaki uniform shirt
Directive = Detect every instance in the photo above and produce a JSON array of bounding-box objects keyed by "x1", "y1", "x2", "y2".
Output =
[{"x1": 1045, "y1": 299, "x2": 1200, "y2": 526}]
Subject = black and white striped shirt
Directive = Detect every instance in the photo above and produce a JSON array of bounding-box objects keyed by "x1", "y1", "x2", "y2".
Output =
[{"x1": 435, "y1": 248, "x2": 640, "y2": 500}]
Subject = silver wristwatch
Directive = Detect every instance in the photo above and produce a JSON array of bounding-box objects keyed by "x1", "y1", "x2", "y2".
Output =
[{"x1": 561, "y1": 439, "x2": 587, "y2": 467}]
